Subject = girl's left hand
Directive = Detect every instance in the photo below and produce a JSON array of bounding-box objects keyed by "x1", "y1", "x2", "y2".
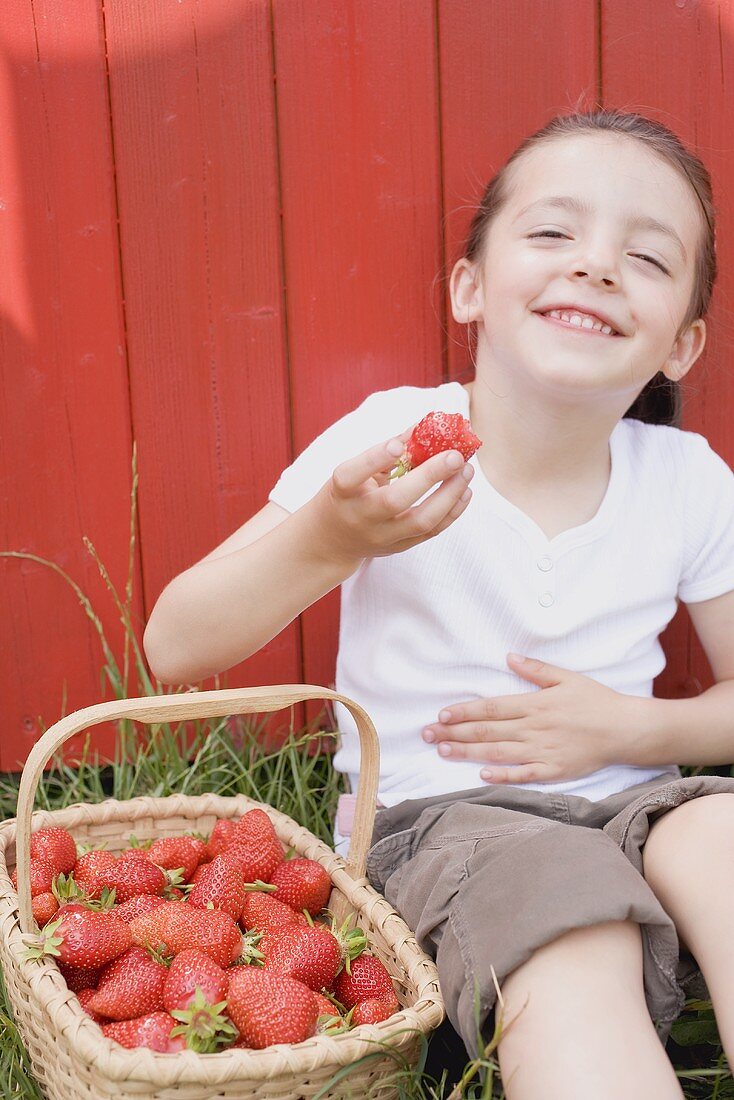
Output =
[{"x1": 422, "y1": 653, "x2": 647, "y2": 784}]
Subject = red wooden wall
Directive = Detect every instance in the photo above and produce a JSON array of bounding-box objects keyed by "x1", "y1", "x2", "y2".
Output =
[{"x1": 2, "y1": 1, "x2": 733, "y2": 769}]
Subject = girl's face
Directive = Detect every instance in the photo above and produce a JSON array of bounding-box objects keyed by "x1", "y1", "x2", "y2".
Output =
[{"x1": 452, "y1": 133, "x2": 706, "y2": 410}]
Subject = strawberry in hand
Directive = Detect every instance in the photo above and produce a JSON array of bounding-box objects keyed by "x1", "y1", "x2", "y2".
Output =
[{"x1": 390, "y1": 412, "x2": 482, "y2": 479}]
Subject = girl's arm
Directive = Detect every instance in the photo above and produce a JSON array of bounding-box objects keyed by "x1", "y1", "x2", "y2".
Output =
[
  {"x1": 143, "y1": 437, "x2": 474, "y2": 685},
  {"x1": 627, "y1": 589, "x2": 734, "y2": 766}
]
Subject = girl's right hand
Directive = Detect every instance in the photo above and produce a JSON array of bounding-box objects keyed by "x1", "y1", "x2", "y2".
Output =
[{"x1": 312, "y1": 426, "x2": 475, "y2": 568}]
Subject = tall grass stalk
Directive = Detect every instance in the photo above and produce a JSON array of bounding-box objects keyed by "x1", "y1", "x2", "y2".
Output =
[{"x1": 0, "y1": 446, "x2": 731, "y2": 1097}]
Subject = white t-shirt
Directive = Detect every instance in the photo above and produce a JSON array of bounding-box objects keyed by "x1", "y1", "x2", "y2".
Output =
[{"x1": 269, "y1": 381, "x2": 734, "y2": 809}]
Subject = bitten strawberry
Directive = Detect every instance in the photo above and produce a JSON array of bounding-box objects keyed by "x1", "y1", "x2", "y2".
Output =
[
  {"x1": 102, "y1": 1011, "x2": 186, "y2": 1053},
  {"x1": 226, "y1": 969, "x2": 318, "y2": 1049},
  {"x1": 86, "y1": 946, "x2": 168, "y2": 1021},
  {"x1": 332, "y1": 954, "x2": 397, "y2": 1010},
  {"x1": 390, "y1": 412, "x2": 482, "y2": 478},
  {"x1": 29, "y1": 827, "x2": 77, "y2": 876},
  {"x1": 268, "y1": 858, "x2": 332, "y2": 916}
]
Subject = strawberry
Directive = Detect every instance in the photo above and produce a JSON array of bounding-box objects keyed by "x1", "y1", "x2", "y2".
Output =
[
  {"x1": 145, "y1": 836, "x2": 207, "y2": 882},
  {"x1": 29, "y1": 827, "x2": 77, "y2": 876},
  {"x1": 58, "y1": 961, "x2": 101, "y2": 992},
  {"x1": 12, "y1": 858, "x2": 56, "y2": 897},
  {"x1": 221, "y1": 834, "x2": 284, "y2": 884},
  {"x1": 333, "y1": 954, "x2": 397, "y2": 1010},
  {"x1": 162, "y1": 949, "x2": 228, "y2": 1014},
  {"x1": 206, "y1": 819, "x2": 238, "y2": 860},
  {"x1": 188, "y1": 855, "x2": 246, "y2": 921},
  {"x1": 32, "y1": 892, "x2": 59, "y2": 927},
  {"x1": 86, "y1": 946, "x2": 168, "y2": 1021},
  {"x1": 390, "y1": 411, "x2": 482, "y2": 478},
  {"x1": 261, "y1": 924, "x2": 343, "y2": 991},
  {"x1": 226, "y1": 969, "x2": 318, "y2": 1049},
  {"x1": 72, "y1": 851, "x2": 117, "y2": 900},
  {"x1": 102, "y1": 1011, "x2": 186, "y2": 1052},
  {"x1": 268, "y1": 858, "x2": 332, "y2": 916},
  {"x1": 101, "y1": 856, "x2": 168, "y2": 904},
  {"x1": 27, "y1": 909, "x2": 131, "y2": 969},
  {"x1": 114, "y1": 894, "x2": 167, "y2": 924},
  {"x1": 77, "y1": 986, "x2": 109, "y2": 1024},
  {"x1": 232, "y1": 808, "x2": 279, "y2": 844},
  {"x1": 351, "y1": 997, "x2": 398, "y2": 1025},
  {"x1": 240, "y1": 891, "x2": 308, "y2": 933},
  {"x1": 130, "y1": 901, "x2": 242, "y2": 968}
]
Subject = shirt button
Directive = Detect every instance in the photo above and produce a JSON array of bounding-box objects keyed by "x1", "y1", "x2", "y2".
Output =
[
  {"x1": 538, "y1": 592, "x2": 554, "y2": 607},
  {"x1": 537, "y1": 556, "x2": 554, "y2": 572}
]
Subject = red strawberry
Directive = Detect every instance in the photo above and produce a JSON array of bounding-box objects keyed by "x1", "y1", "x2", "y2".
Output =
[
  {"x1": 114, "y1": 894, "x2": 167, "y2": 924},
  {"x1": 102, "y1": 856, "x2": 168, "y2": 904},
  {"x1": 391, "y1": 411, "x2": 482, "y2": 478},
  {"x1": 226, "y1": 969, "x2": 318, "y2": 1049},
  {"x1": 232, "y1": 808, "x2": 279, "y2": 844},
  {"x1": 146, "y1": 836, "x2": 207, "y2": 882},
  {"x1": 188, "y1": 856, "x2": 246, "y2": 921},
  {"x1": 72, "y1": 851, "x2": 117, "y2": 899},
  {"x1": 102, "y1": 1011, "x2": 186, "y2": 1052},
  {"x1": 189, "y1": 864, "x2": 210, "y2": 887},
  {"x1": 77, "y1": 986, "x2": 109, "y2": 1024},
  {"x1": 162, "y1": 948, "x2": 227, "y2": 1014},
  {"x1": 58, "y1": 961, "x2": 101, "y2": 992},
  {"x1": 333, "y1": 954, "x2": 397, "y2": 1010},
  {"x1": 206, "y1": 819, "x2": 238, "y2": 860},
  {"x1": 29, "y1": 827, "x2": 77, "y2": 876},
  {"x1": 261, "y1": 924, "x2": 343, "y2": 991},
  {"x1": 221, "y1": 834, "x2": 284, "y2": 884},
  {"x1": 130, "y1": 901, "x2": 242, "y2": 968},
  {"x1": 351, "y1": 997, "x2": 398, "y2": 1025},
  {"x1": 30, "y1": 909, "x2": 131, "y2": 969},
  {"x1": 32, "y1": 892, "x2": 59, "y2": 927},
  {"x1": 268, "y1": 858, "x2": 332, "y2": 916},
  {"x1": 240, "y1": 891, "x2": 308, "y2": 933},
  {"x1": 86, "y1": 946, "x2": 168, "y2": 1021},
  {"x1": 12, "y1": 858, "x2": 56, "y2": 897}
]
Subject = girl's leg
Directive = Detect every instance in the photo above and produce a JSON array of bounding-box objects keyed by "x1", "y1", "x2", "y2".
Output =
[
  {"x1": 496, "y1": 920, "x2": 684, "y2": 1100},
  {"x1": 642, "y1": 792, "x2": 734, "y2": 1064}
]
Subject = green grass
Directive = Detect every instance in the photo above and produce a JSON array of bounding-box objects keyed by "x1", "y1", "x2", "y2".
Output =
[{"x1": 0, "y1": 444, "x2": 731, "y2": 1097}]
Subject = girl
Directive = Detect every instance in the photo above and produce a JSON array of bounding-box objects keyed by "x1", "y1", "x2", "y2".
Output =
[{"x1": 144, "y1": 109, "x2": 734, "y2": 1098}]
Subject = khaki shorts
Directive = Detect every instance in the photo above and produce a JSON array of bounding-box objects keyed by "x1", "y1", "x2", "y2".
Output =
[{"x1": 365, "y1": 773, "x2": 734, "y2": 1057}]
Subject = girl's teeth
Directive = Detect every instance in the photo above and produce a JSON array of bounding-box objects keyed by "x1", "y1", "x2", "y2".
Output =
[{"x1": 545, "y1": 309, "x2": 614, "y2": 335}]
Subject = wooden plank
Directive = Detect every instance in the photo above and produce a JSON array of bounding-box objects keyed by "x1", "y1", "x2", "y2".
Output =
[
  {"x1": 0, "y1": 1, "x2": 135, "y2": 768},
  {"x1": 273, "y1": 0, "x2": 445, "y2": 715},
  {"x1": 103, "y1": 0, "x2": 302, "y2": 739},
  {"x1": 603, "y1": 0, "x2": 734, "y2": 701}
]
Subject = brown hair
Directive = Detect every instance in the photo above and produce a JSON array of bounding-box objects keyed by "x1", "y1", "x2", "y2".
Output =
[{"x1": 459, "y1": 108, "x2": 717, "y2": 425}]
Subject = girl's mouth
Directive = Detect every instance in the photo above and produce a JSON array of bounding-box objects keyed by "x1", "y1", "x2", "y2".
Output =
[{"x1": 534, "y1": 311, "x2": 622, "y2": 338}]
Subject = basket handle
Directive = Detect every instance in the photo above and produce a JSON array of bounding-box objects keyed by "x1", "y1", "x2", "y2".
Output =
[{"x1": 15, "y1": 685, "x2": 380, "y2": 935}]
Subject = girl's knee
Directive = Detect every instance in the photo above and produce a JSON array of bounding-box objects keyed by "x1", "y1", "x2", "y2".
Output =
[{"x1": 502, "y1": 920, "x2": 643, "y2": 999}]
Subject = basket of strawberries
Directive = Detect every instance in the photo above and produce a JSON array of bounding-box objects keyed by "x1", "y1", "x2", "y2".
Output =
[{"x1": 0, "y1": 685, "x2": 444, "y2": 1099}]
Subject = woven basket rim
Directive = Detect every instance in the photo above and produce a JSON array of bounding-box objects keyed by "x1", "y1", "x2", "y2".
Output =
[{"x1": 0, "y1": 792, "x2": 444, "y2": 1089}]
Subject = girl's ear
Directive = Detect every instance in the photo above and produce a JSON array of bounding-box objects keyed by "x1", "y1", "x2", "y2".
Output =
[
  {"x1": 449, "y1": 258, "x2": 483, "y2": 325},
  {"x1": 661, "y1": 318, "x2": 707, "y2": 382}
]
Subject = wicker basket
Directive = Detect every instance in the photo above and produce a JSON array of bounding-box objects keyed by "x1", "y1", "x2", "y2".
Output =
[{"x1": 0, "y1": 685, "x2": 444, "y2": 1100}]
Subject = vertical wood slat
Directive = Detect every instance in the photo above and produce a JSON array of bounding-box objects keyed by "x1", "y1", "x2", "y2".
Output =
[
  {"x1": 603, "y1": 0, "x2": 734, "y2": 701},
  {"x1": 102, "y1": 0, "x2": 304, "y2": 741},
  {"x1": 0, "y1": 1, "x2": 133, "y2": 768},
  {"x1": 272, "y1": 0, "x2": 445, "y2": 719}
]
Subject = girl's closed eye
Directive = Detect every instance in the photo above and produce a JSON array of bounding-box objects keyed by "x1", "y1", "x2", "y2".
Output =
[{"x1": 527, "y1": 230, "x2": 670, "y2": 274}]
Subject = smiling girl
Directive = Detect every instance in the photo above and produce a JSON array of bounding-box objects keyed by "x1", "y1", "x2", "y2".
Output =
[{"x1": 144, "y1": 109, "x2": 734, "y2": 1097}]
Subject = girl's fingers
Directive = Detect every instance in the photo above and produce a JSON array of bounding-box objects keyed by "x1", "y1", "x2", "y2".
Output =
[
  {"x1": 332, "y1": 437, "x2": 408, "y2": 495},
  {"x1": 384, "y1": 449, "x2": 470, "y2": 513},
  {"x1": 391, "y1": 477, "x2": 472, "y2": 548}
]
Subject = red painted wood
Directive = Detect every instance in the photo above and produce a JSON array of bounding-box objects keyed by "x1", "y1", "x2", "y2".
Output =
[
  {"x1": 102, "y1": 0, "x2": 301, "y2": 741},
  {"x1": 603, "y1": 0, "x2": 734, "y2": 701},
  {"x1": 272, "y1": 0, "x2": 445, "y2": 725},
  {"x1": 1, "y1": 1, "x2": 134, "y2": 768}
]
